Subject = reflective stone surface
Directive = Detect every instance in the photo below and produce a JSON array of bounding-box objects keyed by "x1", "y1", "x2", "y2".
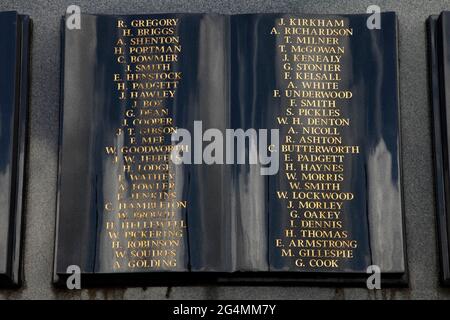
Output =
[
  {"x1": 0, "y1": 11, "x2": 30, "y2": 287},
  {"x1": 428, "y1": 12, "x2": 450, "y2": 286},
  {"x1": 55, "y1": 12, "x2": 406, "y2": 286}
]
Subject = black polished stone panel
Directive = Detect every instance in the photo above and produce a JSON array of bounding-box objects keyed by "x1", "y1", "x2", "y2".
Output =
[
  {"x1": 55, "y1": 12, "x2": 407, "y2": 287},
  {"x1": 229, "y1": 13, "x2": 406, "y2": 284},
  {"x1": 428, "y1": 11, "x2": 450, "y2": 286},
  {"x1": 0, "y1": 11, "x2": 30, "y2": 288}
]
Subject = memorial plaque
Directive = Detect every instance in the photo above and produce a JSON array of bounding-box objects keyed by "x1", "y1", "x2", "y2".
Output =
[
  {"x1": 54, "y1": 12, "x2": 407, "y2": 286},
  {"x1": 428, "y1": 11, "x2": 450, "y2": 285},
  {"x1": 0, "y1": 11, "x2": 30, "y2": 287}
]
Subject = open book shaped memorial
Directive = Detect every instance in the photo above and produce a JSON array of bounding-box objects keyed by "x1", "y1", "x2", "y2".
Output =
[
  {"x1": 54, "y1": 12, "x2": 407, "y2": 287},
  {"x1": 427, "y1": 11, "x2": 450, "y2": 286},
  {"x1": 0, "y1": 11, "x2": 30, "y2": 288}
]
